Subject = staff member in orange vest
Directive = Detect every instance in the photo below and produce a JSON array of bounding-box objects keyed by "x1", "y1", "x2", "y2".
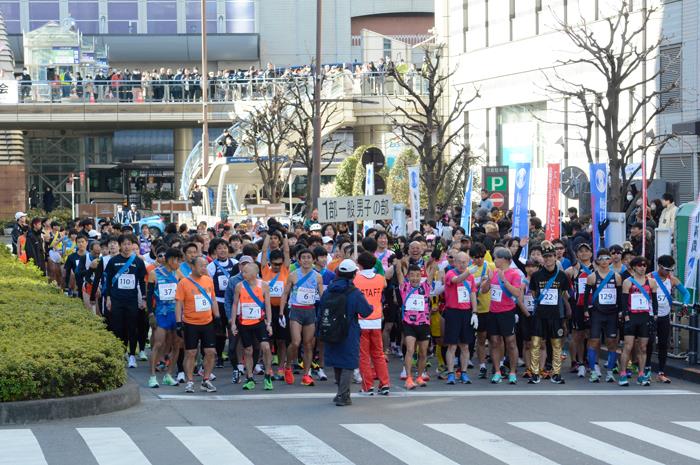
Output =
[
  {"x1": 354, "y1": 252, "x2": 389, "y2": 395},
  {"x1": 175, "y1": 256, "x2": 220, "y2": 394},
  {"x1": 231, "y1": 263, "x2": 274, "y2": 391}
]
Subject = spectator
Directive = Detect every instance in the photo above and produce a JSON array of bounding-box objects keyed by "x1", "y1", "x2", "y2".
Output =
[
  {"x1": 11, "y1": 211, "x2": 27, "y2": 255},
  {"x1": 528, "y1": 217, "x2": 545, "y2": 248},
  {"x1": 303, "y1": 208, "x2": 319, "y2": 230},
  {"x1": 629, "y1": 222, "x2": 654, "y2": 263},
  {"x1": 24, "y1": 217, "x2": 47, "y2": 274},
  {"x1": 479, "y1": 189, "x2": 493, "y2": 211},
  {"x1": 42, "y1": 186, "x2": 55, "y2": 212},
  {"x1": 659, "y1": 193, "x2": 678, "y2": 234}
]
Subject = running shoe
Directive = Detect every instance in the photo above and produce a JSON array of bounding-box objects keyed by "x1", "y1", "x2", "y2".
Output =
[
  {"x1": 569, "y1": 362, "x2": 579, "y2": 374},
  {"x1": 316, "y1": 368, "x2": 328, "y2": 381},
  {"x1": 499, "y1": 365, "x2": 508, "y2": 377},
  {"x1": 311, "y1": 361, "x2": 321, "y2": 370},
  {"x1": 215, "y1": 358, "x2": 224, "y2": 369},
  {"x1": 490, "y1": 374, "x2": 502, "y2": 384},
  {"x1": 605, "y1": 372, "x2": 616, "y2": 383},
  {"x1": 209, "y1": 372, "x2": 217, "y2": 381},
  {"x1": 541, "y1": 369, "x2": 552, "y2": 380},
  {"x1": 528, "y1": 374, "x2": 541, "y2": 384},
  {"x1": 612, "y1": 365, "x2": 620, "y2": 374},
  {"x1": 138, "y1": 350, "x2": 148, "y2": 361},
  {"x1": 550, "y1": 374, "x2": 565, "y2": 384},
  {"x1": 272, "y1": 354, "x2": 279, "y2": 366},
  {"x1": 446, "y1": 372, "x2": 456, "y2": 384},
  {"x1": 508, "y1": 374, "x2": 517, "y2": 385},
  {"x1": 618, "y1": 374, "x2": 629, "y2": 387},
  {"x1": 162, "y1": 374, "x2": 178, "y2": 386},
  {"x1": 184, "y1": 381, "x2": 195, "y2": 393},
  {"x1": 242, "y1": 377, "x2": 255, "y2": 390},
  {"x1": 589, "y1": 372, "x2": 600, "y2": 383},
  {"x1": 201, "y1": 380, "x2": 217, "y2": 392},
  {"x1": 176, "y1": 372, "x2": 186, "y2": 384},
  {"x1": 523, "y1": 369, "x2": 532, "y2": 379},
  {"x1": 637, "y1": 375, "x2": 651, "y2": 387},
  {"x1": 421, "y1": 371, "x2": 430, "y2": 382},
  {"x1": 352, "y1": 369, "x2": 362, "y2": 384},
  {"x1": 254, "y1": 363, "x2": 264, "y2": 375},
  {"x1": 594, "y1": 364, "x2": 602, "y2": 378},
  {"x1": 358, "y1": 388, "x2": 375, "y2": 396},
  {"x1": 657, "y1": 372, "x2": 671, "y2": 384},
  {"x1": 156, "y1": 361, "x2": 166, "y2": 372},
  {"x1": 284, "y1": 368, "x2": 295, "y2": 385},
  {"x1": 148, "y1": 375, "x2": 159, "y2": 388},
  {"x1": 231, "y1": 370, "x2": 241, "y2": 384},
  {"x1": 577, "y1": 365, "x2": 586, "y2": 378},
  {"x1": 467, "y1": 360, "x2": 474, "y2": 369},
  {"x1": 128, "y1": 355, "x2": 137, "y2": 368},
  {"x1": 415, "y1": 376, "x2": 427, "y2": 387},
  {"x1": 400, "y1": 367, "x2": 408, "y2": 380},
  {"x1": 460, "y1": 372, "x2": 472, "y2": 384},
  {"x1": 379, "y1": 385, "x2": 390, "y2": 395},
  {"x1": 517, "y1": 357, "x2": 525, "y2": 367},
  {"x1": 335, "y1": 395, "x2": 352, "y2": 406},
  {"x1": 263, "y1": 375, "x2": 274, "y2": 390},
  {"x1": 301, "y1": 375, "x2": 315, "y2": 386},
  {"x1": 478, "y1": 366, "x2": 488, "y2": 379},
  {"x1": 437, "y1": 369, "x2": 449, "y2": 380},
  {"x1": 644, "y1": 366, "x2": 652, "y2": 378},
  {"x1": 405, "y1": 377, "x2": 416, "y2": 390},
  {"x1": 273, "y1": 369, "x2": 285, "y2": 381}
]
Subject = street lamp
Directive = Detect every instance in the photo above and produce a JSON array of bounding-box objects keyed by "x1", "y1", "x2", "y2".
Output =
[
  {"x1": 201, "y1": 0, "x2": 209, "y2": 181},
  {"x1": 310, "y1": 0, "x2": 322, "y2": 209}
]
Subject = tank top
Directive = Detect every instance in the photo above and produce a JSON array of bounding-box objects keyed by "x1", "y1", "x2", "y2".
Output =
[
  {"x1": 238, "y1": 279, "x2": 265, "y2": 325},
  {"x1": 290, "y1": 268, "x2": 319, "y2": 309},
  {"x1": 154, "y1": 266, "x2": 178, "y2": 315},
  {"x1": 573, "y1": 262, "x2": 593, "y2": 307},
  {"x1": 629, "y1": 278, "x2": 653, "y2": 314},
  {"x1": 592, "y1": 271, "x2": 618, "y2": 314},
  {"x1": 211, "y1": 259, "x2": 235, "y2": 302},
  {"x1": 654, "y1": 274, "x2": 672, "y2": 317},
  {"x1": 400, "y1": 281, "x2": 431, "y2": 325}
]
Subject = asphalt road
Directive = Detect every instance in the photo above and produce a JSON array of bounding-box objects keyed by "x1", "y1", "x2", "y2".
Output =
[{"x1": 5, "y1": 355, "x2": 700, "y2": 465}]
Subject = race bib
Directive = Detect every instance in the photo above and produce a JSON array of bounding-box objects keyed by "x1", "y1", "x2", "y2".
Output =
[
  {"x1": 405, "y1": 294, "x2": 425, "y2": 312},
  {"x1": 630, "y1": 293, "x2": 649, "y2": 311},
  {"x1": 118, "y1": 274, "x2": 136, "y2": 290},
  {"x1": 598, "y1": 288, "x2": 617, "y2": 305},
  {"x1": 457, "y1": 285, "x2": 470, "y2": 303},
  {"x1": 578, "y1": 278, "x2": 587, "y2": 295},
  {"x1": 540, "y1": 288, "x2": 559, "y2": 305},
  {"x1": 158, "y1": 283, "x2": 177, "y2": 301},
  {"x1": 241, "y1": 302, "x2": 261, "y2": 320},
  {"x1": 490, "y1": 285, "x2": 503, "y2": 302},
  {"x1": 420, "y1": 277, "x2": 428, "y2": 284},
  {"x1": 524, "y1": 295, "x2": 535, "y2": 313},
  {"x1": 656, "y1": 292, "x2": 668, "y2": 305},
  {"x1": 269, "y1": 281, "x2": 284, "y2": 297},
  {"x1": 296, "y1": 288, "x2": 316, "y2": 305},
  {"x1": 194, "y1": 294, "x2": 211, "y2": 312},
  {"x1": 217, "y1": 275, "x2": 229, "y2": 290}
]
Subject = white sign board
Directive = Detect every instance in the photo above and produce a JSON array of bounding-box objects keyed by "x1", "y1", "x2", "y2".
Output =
[
  {"x1": 318, "y1": 195, "x2": 393, "y2": 223},
  {"x1": 0, "y1": 80, "x2": 18, "y2": 104}
]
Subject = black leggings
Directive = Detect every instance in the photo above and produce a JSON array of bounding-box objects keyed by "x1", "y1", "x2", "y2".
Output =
[
  {"x1": 137, "y1": 308, "x2": 149, "y2": 352},
  {"x1": 646, "y1": 315, "x2": 671, "y2": 372},
  {"x1": 110, "y1": 300, "x2": 140, "y2": 356}
]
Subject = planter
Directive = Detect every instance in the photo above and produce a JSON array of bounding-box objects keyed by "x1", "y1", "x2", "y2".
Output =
[{"x1": 3, "y1": 228, "x2": 12, "y2": 236}]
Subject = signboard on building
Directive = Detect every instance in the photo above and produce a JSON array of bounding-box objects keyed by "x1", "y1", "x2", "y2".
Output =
[
  {"x1": 52, "y1": 46, "x2": 80, "y2": 65},
  {"x1": 246, "y1": 203, "x2": 286, "y2": 217},
  {"x1": 318, "y1": 195, "x2": 393, "y2": 223},
  {"x1": 78, "y1": 203, "x2": 119, "y2": 218},
  {"x1": 482, "y1": 165, "x2": 510, "y2": 210},
  {"x1": 151, "y1": 200, "x2": 192, "y2": 213},
  {"x1": 0, "y1": 80, "x2": 18, "y2": 104},
  {"x1": 81, "y1": 52, "x2": 96, "y2": 64}
]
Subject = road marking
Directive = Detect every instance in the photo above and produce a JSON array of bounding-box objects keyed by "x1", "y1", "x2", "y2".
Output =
[
  {"x1": 257, "y1": 425, "x2": 355, "y2": 465},
  {"x1": 157, "y1": 389, "x2": 698, "y2": 401},
  {"x1": 674, "y1": 421, "x2": 700, "y2": 432},
  {"x1": 593, "y1": 421, "x2": 700, "y2": 460},
  {"x1": 0, "y1": 430, "x2": 48, "y2": 465},
  {"x1": 77, "y1": 428, "x2": 152, "y2": 465},
  {"x1": 426, "y1": 423, "x2": 560, "y2": 465},
  {"x1": 342, "y1": 423, "x2": 459, "y2": 465},
  {"x1": 167, "y1": 426, "x2": 253, "y2": 465},
  {"x1": 510, "y1": 422, "x2": 663, "y2": 465}
]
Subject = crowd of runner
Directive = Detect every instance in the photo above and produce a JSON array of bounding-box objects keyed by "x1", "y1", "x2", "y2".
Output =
[{"x1": 9, "y1": 195, "x2": 690, "y2": 401}]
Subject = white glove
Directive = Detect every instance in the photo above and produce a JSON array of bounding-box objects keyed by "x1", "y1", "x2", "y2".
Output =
[
  {"x1": 514, "y1": 314, "x2": 519, "y2": 324},
  {"x1": 278, "y1": 315, "x2": 286, "y2": 328},
  {"x1": 470, "y1": 312, "x2": 479, "y2": 330}
]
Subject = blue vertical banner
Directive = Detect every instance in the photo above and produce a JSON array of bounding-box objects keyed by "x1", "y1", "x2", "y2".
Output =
[
  {"x1": 407, "y1": 165, "x2": 421, "y2": 233},
  {"x1": 460, "y1": 170, "x2": 473, "y2": 235},
  {"x1": 513, "y1": 162, "x2": 531, "y2": 262},
  {"x1": 589, "y1": 163, "x2": 608, "y2": 256}
]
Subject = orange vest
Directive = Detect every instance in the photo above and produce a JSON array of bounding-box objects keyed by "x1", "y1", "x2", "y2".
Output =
[
  {"x1": 238, "y1": 279, "x2": 265, "y2": 326},
  {"x1": 18, "y1": 234, "x2": 27, "y2": 263},
  {"x1": 354, "y1": 272, "x2": 386, "y2": 323},
  {"x1": 262, "y1": 265, "x2": 289, "y2": 307}
]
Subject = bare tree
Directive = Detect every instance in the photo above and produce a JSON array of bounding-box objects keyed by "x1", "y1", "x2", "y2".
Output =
[
  {"x1": 544, "y1": 1, "x2": 678, "y2": 211},
  {"x1": 388, "y1": 44, "x2": 480, "y2": 219},
  {"x1": 237, "y1": 93, "x2": 295, "y2": 203},
  {"x1": 285, "y1": 76, "x2": 345, "y2": 212}
]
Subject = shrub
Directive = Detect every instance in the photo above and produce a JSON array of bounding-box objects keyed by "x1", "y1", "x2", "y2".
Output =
[{"x1": 0, "y1": 248, "x2": 126, "y2": 402}]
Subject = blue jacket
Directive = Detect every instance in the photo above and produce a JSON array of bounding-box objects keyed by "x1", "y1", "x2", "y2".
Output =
[
  {"x1": 322, "y1": 277, "x2": 373, "y2": 370},
  {"x1": 224, "y1": 272, "x2": 246, "y2": 320}
]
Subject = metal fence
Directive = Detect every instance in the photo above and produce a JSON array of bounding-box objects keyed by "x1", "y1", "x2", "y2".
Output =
[{"x1": 669, "y1": 301, "x2": 699, "y2": 365}]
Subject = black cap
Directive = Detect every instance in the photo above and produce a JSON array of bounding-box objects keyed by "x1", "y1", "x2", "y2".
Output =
[{"x1": 576, "y1": 242, "x2": 592, "y2": 251}]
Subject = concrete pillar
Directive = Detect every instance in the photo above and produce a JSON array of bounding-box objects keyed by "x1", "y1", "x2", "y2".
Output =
[
  {"x1": 353, "y1": 124, "x2": 391, "y2": 148},
  {"x1": 173, "y1": 128, "x2": 193, "y2": 199}
]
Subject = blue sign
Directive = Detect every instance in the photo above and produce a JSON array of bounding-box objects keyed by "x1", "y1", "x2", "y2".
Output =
[
  {"x1": 461, "y1": 171, "x2": 473, "y2": 235},
  {"x1": 513, "y1": 162, "x2": 531, "y2": 261},
  {"x1": 590, "y1": 163, "x2": 608, "y2": 255}
]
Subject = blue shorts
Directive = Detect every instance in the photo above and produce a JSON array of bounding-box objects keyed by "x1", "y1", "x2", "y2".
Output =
[{"x1": 156, "y1": 312, "x2": 177, "y2": 330}]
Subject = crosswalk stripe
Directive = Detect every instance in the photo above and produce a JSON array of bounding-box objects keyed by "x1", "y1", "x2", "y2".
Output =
[
  {"x1": 674, "y1": 421, "x2": 700, "y2": 432},
  {"x1": 0, "y1": 429, "x2": 48, "y2": 465},
  {"x1": 426, "y1": 423, "x2": 560, "y2": 465},
  {"x1": 167, "y1": 426, "x2": 254, "y2": 465},
  {"x1": 341, "y1": 423, "x2": 459, "y2": 465},
  {"x1": 257, "y1": 425, "x2": 355, "y2": 465},
  {"x1": 510, "y1": 422, "x2": 663, "y2": 465},
  {"x1": 593, "y1": 421, "x2": 700, "y2": 460},
  {"x1": 77, "y1": 428, "x2": 152, "y2": 465}
]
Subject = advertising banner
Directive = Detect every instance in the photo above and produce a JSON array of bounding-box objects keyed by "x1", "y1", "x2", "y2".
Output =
[{"x1": 546, "y1": 163, "x2": 560, "y2": 240}]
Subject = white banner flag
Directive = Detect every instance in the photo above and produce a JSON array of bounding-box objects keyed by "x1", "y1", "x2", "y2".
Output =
[
  {"x1": 407, "y1": 165, "x2": 420, "y2": 233},
  {"x1": 685, "y1": 191, "x2": 700, "y2": 290},
  {"x1": 364, "y1": 163, "x2": 375, "y2": 231}
]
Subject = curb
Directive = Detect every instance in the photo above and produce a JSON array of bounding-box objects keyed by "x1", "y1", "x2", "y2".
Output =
[
  {"x1": 599, "y1": 348, "x2": 700, "y2": 384},
  {"x1": 0, "y1": 382, "x2": 140, "y2": 425}
]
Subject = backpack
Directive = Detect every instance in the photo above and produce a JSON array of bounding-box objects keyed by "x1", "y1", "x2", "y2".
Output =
[{"x1": 318, "y1": 286, "x2": 354, "y2": 344}]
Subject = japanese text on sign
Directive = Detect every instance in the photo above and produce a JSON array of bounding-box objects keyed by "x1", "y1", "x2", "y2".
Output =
[{"x1": 318, "y1": 195, "x2": 393, "y2": 223}]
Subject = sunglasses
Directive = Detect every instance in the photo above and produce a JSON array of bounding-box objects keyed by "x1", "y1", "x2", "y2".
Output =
[
  {"x1": 157, "y1": 253, "x2": 166, "y2": 258},
  {"x1": 598, "y1": 256, "x2": 611, "y2": 261},
  {"x1": 447, "y1": 255, "x2": 454, "y2": 259},
  {"x1": 471, "y1": 255, "x2": 484, "y2": 259},
  {"x1": 555, "y1": 247, "x2": 565, "y2": 251},
  {"x1": 611, "y1": 251, "x2": 622, "y2": 255},
  {"x1": 661, "y1": 266, "x2": 674, "y2": 271}
]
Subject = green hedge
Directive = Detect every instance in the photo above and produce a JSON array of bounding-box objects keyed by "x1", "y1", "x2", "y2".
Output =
[{"x1": 0, "y1": 248, "x2": 126, "y2": 402}]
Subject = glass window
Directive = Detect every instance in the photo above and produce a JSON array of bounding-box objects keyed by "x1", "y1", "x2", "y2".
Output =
[
  {"x1": 147, "y1": 1, "x2": 176, "y2": 20},
  {"x1": 147, "y1": 20, "x2": 176, "y2": 33},
  {"x1": 29, "y1": 1, "x2": 59, "y2": 21},
  {"x1": 108, "y1": 20, "x2": 136, "y2": 34},
  {"x1": 0, "y1": 1, "x2": 20, "y2": 21},
  {"x1": 76, "y1": 21, "x2": 98, "y2": 33},
  {"x1": 496, "y1": 102, "x2": 547, "y2": 168},
  {"x1": 187, "y1": 20, "x2": 217, "y2": 33},
  {"x1": 186, "y1": 0, "x2": 216, "y2": 20},
  {"x1": 69, "y1": 1, "x2": 98, "y2": 20},
  {"x1": 225, "y1": 0, "x2": 254, "y2": 19},
  {"x1": 108, "y1": 1, "x2": 138, "y2": 20},
  {"x1": 225, "y1": 20, "x2": 254, "y2": 33}
]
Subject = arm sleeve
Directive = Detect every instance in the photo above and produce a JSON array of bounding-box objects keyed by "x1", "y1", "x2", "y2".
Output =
[
  {"x1": 146, "y1": 283, "x2": 155, "y2": 314},
  {"x1": 584, "y1": 284, "x2": 594, "y2": 309},
  {"x1": 138, "y1": 262, "x2": 147, "y2": 297},
  {"x1": 620, "y1": 292, "x2": 629, "y2": 317},
  {"x1": 104, "y1": 260, "x2": 113, "y2": 298},
  {"x1": 676, "y1": 283, "x2": 692, "y2": 305},
  {"x1": 651, "y1": 292, "x2": 658, "y2": 316}
]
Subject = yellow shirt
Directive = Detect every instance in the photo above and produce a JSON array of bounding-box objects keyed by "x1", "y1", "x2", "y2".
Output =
[{"x1": 469, "y1": 261, "x2": 496, "y2": 314}]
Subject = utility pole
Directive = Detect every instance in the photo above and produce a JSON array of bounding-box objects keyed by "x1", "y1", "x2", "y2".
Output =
[
  {"x1": 311, "y1": 0, "x2": 322, "y2": 208},
  {"x1": 201, "y1": 0, "x2": 209, "y2": 180}
]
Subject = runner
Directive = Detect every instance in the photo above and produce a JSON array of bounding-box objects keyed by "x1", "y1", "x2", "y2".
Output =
[
  {"x1": 206, "y1": 238, "x2": 238, "y2": 368},
  {"x1": 279, "y1": 248, "x2": 324, "y2": 386},
  {"x1": 610, "y1": 244, "x2": 627, "y2": 275},
  {"x1": 313, "y1": 246, "x2": 336, "y2": 380},
  {"x1": 646, "y1": 255, "x2": 691, "y2": 383},
  {"x1": 468, "y1": 243, "x2": 495, "y2": 379},
  {"x1": 262, "y1": 248, "x2": 290, "y2": 381},
  {"x1": 517, "y1": 259, "x2": 541, "y2": 379},
  {"x1": 146, "y1": 247, "x2": 183, "y2": 388},
  {"x1": 583, "y1": 248, "x2": 623, "y2": 383},
  {"x1": 177, "y1": 242, "x2": 199, "y2": 280},
  {"x1": 175, "y1": 256, "x2": 221, "y2": 393},
  {"x1": 231, "y1": 263, "x2": 274, "y2": 390},
  {"x1": 442, "y1": 251, "x2": 478, "y2": 384},
  {"x1": 528, "y1": 242, "x2": 571, "y2": 384},
  {"x1": 566, "y1": 243, "x2": 595, "y2": 377},
  {"x1": 480, "y1": 247, "x2": 522, "y2": 384},
  {"x1": 64, "y1": 234, "x2": 88, "y2": 297},
  {"x1": 619, "y1": 256, "x2": 658, "y2": 387},
  {"x1": 224, "y1": 255, "x2": 256, "y2": 383},
  {"x1": 103, "y1": 234, "x2": 147, "y2": 368}
]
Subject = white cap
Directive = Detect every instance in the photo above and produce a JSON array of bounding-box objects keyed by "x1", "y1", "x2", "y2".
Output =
[
  {"x1": 338, "y1": 259, "x2": 358, "y2": 273},
  {"x1": 15, "y1": 211, "x2": 27, "y2": 220},
  {"x1": 309, "y1": 223, "x2": 322, "y2": 231},
  {"x1": 88, "y1": 229, "x2": 99, "y2": 238},
  {"x1": 322, "y1": 236, "x2": 333, "y2": 244}
]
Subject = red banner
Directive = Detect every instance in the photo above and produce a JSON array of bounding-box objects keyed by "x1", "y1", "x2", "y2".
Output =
[{"x1": 546, "y1": 163, "x2": 560, "y2": 240}]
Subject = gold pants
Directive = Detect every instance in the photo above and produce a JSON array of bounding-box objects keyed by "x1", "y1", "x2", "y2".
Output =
[{"x1": 530, "y1": 337, "x2": 563, "y2": 375}]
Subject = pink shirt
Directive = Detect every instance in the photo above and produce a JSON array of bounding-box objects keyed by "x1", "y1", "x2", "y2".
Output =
[
  {"x1": 375, "y1": 249, "x2": 394, "y2": 269},
  {"x1": 489, "y1": 268, "x2": 521, "y2": 313},
  {"x1": 444, "y1": 269, "x2": 476, "y2": 310},
  {"x1": 400, "y1": 281, "x2": 431, "y2": 325}
]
